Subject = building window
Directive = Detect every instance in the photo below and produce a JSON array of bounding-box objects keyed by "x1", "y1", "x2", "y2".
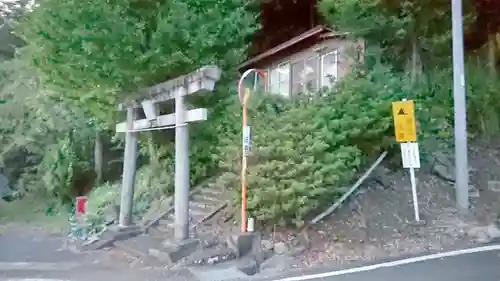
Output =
[
  {"x1": 303, "y1": 56, "x2": 319, "y2": 93},
  {"x1": 290, "y1": 55, "x2": 319, "y2": 96},
  {"x1": 291, "y1": 61, "x2": 304, "y2": 96},
  {"x1": 266, "y1": 49, "x2": 339, "y2": 98},
  {"x1": 268, "y1": 62, "x2": 290, "y2": 97},
  {"x1": 320, "y1": 50, "x2": 339, "y2": 88}
]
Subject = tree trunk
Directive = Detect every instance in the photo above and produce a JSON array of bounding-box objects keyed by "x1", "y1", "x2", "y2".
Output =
[
  {"x1": 488, "y1": 32, "x2": 497, "y2": 76},
  {"x1": 94, "y1": 132, "x2": 103, "y2": 184},
  {"x1": 410, "y1": 37, "x2": 422, "y2": 85}
]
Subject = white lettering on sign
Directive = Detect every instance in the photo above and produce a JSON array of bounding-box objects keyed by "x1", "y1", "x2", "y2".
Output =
[
  {"x1": 400, "y1": 142, "x2": 420, "y2": 169},
  {"x1": 243, "y1": 126, "x2": 251, "y2": 156}
]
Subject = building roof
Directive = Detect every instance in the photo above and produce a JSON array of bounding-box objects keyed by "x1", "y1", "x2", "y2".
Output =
[{"x1": 239, "y1": 25, "x2": 346, "y2": 71}]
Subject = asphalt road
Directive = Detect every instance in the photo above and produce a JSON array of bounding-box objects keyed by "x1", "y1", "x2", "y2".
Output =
[
  {"x1": 0, "y1": 230, "x2": 80, "y2": 263},
  {"x1": 269, "y1": 245, "x2": 500, "y2": 281},
  {"x1": 0, "y1": 227, "x2": 195, "y2": 281},
  {"x1": 0, "y1": 268, "x2": 194, "y2": 281},
  {"x1": 330, "y1": 250, "x2": 500, "y2": 281},
  {"x1": 3, "y1": 226, "x2": 500, "y2": 281}
]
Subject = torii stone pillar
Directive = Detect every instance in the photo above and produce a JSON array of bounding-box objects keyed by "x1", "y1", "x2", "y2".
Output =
[{"x1": 116, "y1": 66, "x2": 221, "y2": 240}]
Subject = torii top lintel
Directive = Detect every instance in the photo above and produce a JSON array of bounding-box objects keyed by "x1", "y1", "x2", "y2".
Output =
[{"x1": 118, "y1": 65, "x2": 222, "y2": 110}]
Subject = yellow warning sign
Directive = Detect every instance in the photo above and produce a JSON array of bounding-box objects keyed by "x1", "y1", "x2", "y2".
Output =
[{"x1": 391, "y1": 100, "x2": 417, "y2": 143}]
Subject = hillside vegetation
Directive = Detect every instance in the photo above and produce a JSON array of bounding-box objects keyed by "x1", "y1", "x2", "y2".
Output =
[{"x1": 0, "y1": 0, "x2": 499, "y2": 228}]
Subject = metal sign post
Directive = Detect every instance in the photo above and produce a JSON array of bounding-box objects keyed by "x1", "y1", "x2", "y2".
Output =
[
  {"x1": 240, "y1": 88, "x2": 250, "y2": 233},
  {"x1": 392, "y1": 99, "x2": 421, "y2": 222},
  {"x1": 400, "y1": 142, "x2": 421, "y2": 221},
  {"x1": 237, "y1": 68, "x2": 265, "y2": 233}
]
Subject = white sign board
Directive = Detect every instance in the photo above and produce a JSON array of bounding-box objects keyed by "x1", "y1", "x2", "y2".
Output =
[
  {"x1": 243, "y1": 126, "x2": 251, "y2": 156},
  {"x1": 400, "y1": 142, "x2": 420, "y2": 169}
]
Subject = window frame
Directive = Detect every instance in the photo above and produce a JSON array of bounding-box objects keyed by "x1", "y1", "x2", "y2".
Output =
[
  {"x1": 290, "y1": 60, "x2": 305, "y2": 96},
  {"x1": 302, "y1": 55, "x2": 320, "y2": 94},
  {"x1": 268, "y1": 61, "x2": 291, "y2": 97},
  {"x1": 264, "y1": 47, "x2": 340, "y2": 98},
  {"x1": 320, "y1": 49, "x2": 339, "y2": 88}
]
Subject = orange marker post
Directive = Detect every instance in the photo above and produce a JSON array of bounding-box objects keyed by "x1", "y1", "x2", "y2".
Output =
[
  {"x1": 237, "y1": 69, "x2": 265, "y2": 233},
  {"x1": 241, "y1": 88, "x2": 250, "y2": 232}
]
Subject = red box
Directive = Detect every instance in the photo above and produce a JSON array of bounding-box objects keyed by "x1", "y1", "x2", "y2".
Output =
[{"x1": 75, "y1": 196, "x2": 88, "y2": 217}]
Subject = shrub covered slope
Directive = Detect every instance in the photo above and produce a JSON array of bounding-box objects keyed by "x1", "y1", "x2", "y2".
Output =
[{"x1": 0, "y1": 0, "x2": 499, "y2": 229}]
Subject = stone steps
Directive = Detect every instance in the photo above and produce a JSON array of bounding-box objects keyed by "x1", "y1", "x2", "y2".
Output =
[
  {"x1": 149, "y1": 183, "x2": 228, "y2": 239},
  {"x1": 115, "y1": 181, "x2": 232, "y2": 266},
  {"x1": 113, "y1": 234, "x2": 172, "y2": 266}
]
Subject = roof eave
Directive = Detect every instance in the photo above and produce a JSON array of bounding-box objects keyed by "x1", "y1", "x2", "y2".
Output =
[{"x1": 239, "y1": 25, "x2": 344, "y2": 71}]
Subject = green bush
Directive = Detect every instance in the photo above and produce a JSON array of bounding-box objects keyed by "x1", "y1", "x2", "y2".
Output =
[
  {"x1": 132, "y1": 161, "x2": 174, "y2": 214},
  {"x1": 214, "y1": 65, "x2": 418, "y2": 227},
  {"x1": 409, "y1": 60, "x2": 500, "y2": 156},
  {"x1": 40, "y1": 130, "x2": 94, "y2": 205},
  {"x1": 85, "y1": 162, "x2": 174, "y2": 230},
  {"x1": 464, "y1": 63, "x2": 500, "y2": 137},
  {"x1": 212, "y1": 61, "x2": 500, "y2": 227}
]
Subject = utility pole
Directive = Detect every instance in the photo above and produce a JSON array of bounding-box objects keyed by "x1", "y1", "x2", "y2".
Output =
[{"x1": 451, "y1": 0, "x2": 469, "y2": 213}]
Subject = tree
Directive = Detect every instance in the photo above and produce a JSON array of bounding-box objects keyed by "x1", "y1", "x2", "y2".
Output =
[
  {"x1": 318, "y1": 0, "x2": 476, "y2": 74},
  {"x1": 0, "y1": 58, "x2": 97, "y2": 201},
  {"x1": 6, "y1": 0, "x2": 258, "y2": 213},
  {"x1": 15, "y1": 0, "x2": 258, "y2": 126}
]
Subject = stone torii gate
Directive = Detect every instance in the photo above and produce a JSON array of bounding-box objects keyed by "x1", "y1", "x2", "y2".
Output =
[{"x1": 116, "y1": 65, "x2": 221, "y2": 241}]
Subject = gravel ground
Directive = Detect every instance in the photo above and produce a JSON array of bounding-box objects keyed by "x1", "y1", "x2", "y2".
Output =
[
  {"x1": 274, "y1": 140, "x2": 500, "y2": 269},
  {"x1": 203, "y1": 139, "x2": 500, "y2": 272}
]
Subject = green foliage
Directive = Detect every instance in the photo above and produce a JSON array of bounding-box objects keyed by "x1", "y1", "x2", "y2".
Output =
[
  {"x1": 3, "y1": 0, "x2": 499, "y2": 231},
  {"x1": 84, "y1": 181, "x2": 119, "y2": 232},
  {"x1": 318, "y1": 0, "x2": 475, "y2": 67},
  {"x1": 133, "y1": 161, "x2": 174, "y2": 210},
  {"x1": 81, "y1": 59, "x2": 499, "y2": 228},
  {"x1": 413, "y1": 60, "x2": 500, "y2": 140},
  {"x1": 85, "y1": 162, "x2": 174, "y2": 230},
  {"x1": 40, "y1": 130, "x2": 94, "y2": 205},
  {"x1": 215, "y1": 72, "x2": 407, "y2": 226},
  {"x1": 4, "y1": 0, "x2": 257, "y2": 219},
  {"x1": 463, "y1": 62, "x2": 500, "y2": 137},
  {"x1": 212, "y1": 58, "x2": 500, "y2": 226},
  {"x1": 15, "y1": 0, "x2": 258, "y2": 126},
  {"x1": 86, "y1": 182, "x2": 120, "y2": 216},
  {"x1": 0, "y1": 58, "x2": 98, "y2": 205},
  {"x1": 343, "y1": 64, "x2": 452, "y2": 161}
]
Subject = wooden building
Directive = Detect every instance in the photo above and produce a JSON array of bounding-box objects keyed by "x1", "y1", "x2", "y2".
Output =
[{"x1": 240, "y1": 0, "x2": 364, "y2": 97}]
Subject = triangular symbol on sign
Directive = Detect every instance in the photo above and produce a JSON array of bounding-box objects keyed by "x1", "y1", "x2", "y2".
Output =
[{"x1": 398, "y1": 108, "x2": 406, "y2": 115}]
